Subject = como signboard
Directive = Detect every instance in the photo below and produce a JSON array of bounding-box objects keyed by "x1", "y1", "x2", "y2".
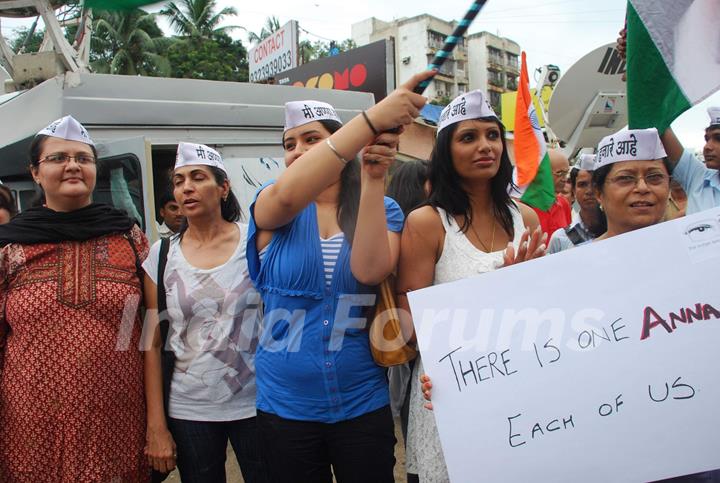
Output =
[
  {"x1": 276, "y1": 39, "x2": 395, "y2": 102},
  {"x1": 249, "y1": 20, "x2": 299, "y2": 83}
]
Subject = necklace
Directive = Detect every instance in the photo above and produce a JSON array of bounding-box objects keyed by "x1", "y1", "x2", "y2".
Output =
[{"x1": 470, "y1": 215, "x2": 497, "y2": 253}]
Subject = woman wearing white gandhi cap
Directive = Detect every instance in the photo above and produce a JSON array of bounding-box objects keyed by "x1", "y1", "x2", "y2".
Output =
[
  {"x1": 0, "y1": 115, "x2": 152, "y2": 482},
  {"x1": 396, "y1": 89, "x2": 545, "y2": 483},
  {"x1": 590, "y1": 127, "x2": 672, "y2": 241},
  {"x1": 142, "y1": 143, "x2": 265, "y2": 482},
  {"x1": 248, "y1": 71, "x2": 434, "y2": 482}
]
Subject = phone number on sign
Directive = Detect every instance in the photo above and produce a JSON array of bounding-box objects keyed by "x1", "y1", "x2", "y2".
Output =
[{"x1": 250, "y1": 51, "x2": 294, "y2": 82}]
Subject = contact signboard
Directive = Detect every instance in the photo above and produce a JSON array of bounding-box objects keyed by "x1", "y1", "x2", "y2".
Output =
[{"x1": 249, "y1": 20, "x2": 299, "y2": 83}]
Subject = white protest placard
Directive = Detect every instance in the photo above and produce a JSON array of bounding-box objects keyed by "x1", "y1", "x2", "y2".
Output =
[
  {"x1": 408, "y1": 207, "x2": 720, "y2": 483},
  {"x1": 249, "y1": 20, "x2": 298, "y2": 83}
]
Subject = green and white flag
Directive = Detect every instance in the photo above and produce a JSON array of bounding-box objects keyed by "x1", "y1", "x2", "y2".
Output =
[
  {"x1": 84, "y1": 0, "x2": 163, "y2": 10},
  {"x1": 626, "y1": 0, "x2": 720, "y2": 132}
]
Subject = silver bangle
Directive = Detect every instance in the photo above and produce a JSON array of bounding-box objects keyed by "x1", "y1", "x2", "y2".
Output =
[{"x1": 325, "y1": 138, "x2": 349, "y2": 165}]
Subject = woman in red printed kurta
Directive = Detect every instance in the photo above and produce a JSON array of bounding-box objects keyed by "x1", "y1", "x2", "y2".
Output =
[{"x1": 0, "y1": 116, "x2": 151, "y2": 483}]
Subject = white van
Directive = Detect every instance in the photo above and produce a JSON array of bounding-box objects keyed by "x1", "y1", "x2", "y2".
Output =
[{"x1": 0, "y1": 72, "x2": 375, "y2": 240}]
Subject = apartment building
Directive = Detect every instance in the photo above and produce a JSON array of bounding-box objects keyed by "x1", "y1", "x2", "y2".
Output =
[
  {"x1": 352, "y1": 15, "x2": 470, "y2": 104},
  {"x1": 352, "y1": 16, "x2": 520, "y2": 111},
  {"x1": 467, "y1": 31, "x2": 521, "y2": 113}
]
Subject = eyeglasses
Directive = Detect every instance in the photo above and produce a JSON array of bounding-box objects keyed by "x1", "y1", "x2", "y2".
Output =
[
  {"x1": 553, "y1": 169, "x2": 569, "y2": 178},
  {"x1": 39, "y1": 153, "x2": 97, "y2": 166},
  {"x1": 608, "y1": 173, "x2": 668, "y2": 188}
]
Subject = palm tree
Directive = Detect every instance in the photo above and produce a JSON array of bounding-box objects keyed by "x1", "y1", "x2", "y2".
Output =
[
  {"x1": 299, "y1": 39, "x2": 316, "y2": 65},
  {"x1": 161, "y1": 0, "x2": 238, "y2": 39},
  {"x1": 248, "y1": 16, "x2": 281, "y2": 45},
  {"x1": 92, "y1": 9, "x2": 172, "y2": 76}
]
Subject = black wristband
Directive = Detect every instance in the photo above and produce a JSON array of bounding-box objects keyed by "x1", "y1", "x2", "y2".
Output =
[{"x1": 362, "y1": 110, "x2": 379, "y2": 136}]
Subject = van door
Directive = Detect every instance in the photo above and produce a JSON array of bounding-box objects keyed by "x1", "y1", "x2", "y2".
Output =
[
  {"x1": 217, "y1": 145, "x2": 285, "y2": 215},
  {"x1": 95, "y1": 137, "x2": 156, "y2": 239}
]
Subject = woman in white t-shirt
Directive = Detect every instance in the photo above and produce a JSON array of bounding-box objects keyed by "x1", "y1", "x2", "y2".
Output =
[{"x1": 142, "y1": 143, "x2": 264, "y2": 483}]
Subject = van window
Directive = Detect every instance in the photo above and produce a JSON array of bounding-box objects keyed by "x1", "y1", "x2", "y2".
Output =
[
  {"x1": 17, "y1": 189, "x2": 34, "y2": 211},
  {"x1": 94, "y1": 154, "x2": 145, "y2": 230}
]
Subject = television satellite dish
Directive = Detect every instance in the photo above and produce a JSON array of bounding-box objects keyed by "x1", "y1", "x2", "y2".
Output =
[
  {"x1": 547, "y1": 42, "x2": 627, "y2": 160},
  {"x1": 0, "y1": 0, "x2": 69, "y2": 17}
]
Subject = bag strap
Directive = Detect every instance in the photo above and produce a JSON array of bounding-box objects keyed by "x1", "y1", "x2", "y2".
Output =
[
  {"x1": 156, "y1": 238, "x2": 174, "y2": 413},
  {"x1": 564, "y1": 225, "x2": 585, "y2": 246},
  {"x1": 157, "y1": 237, "x2": 170, "y2": 328}
]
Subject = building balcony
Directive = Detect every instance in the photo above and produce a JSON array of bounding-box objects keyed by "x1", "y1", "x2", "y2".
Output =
[
  {"x1": 434, "y1": 72, "x2": 455, "y2": 83},
  {"x1": 505, "y1": 62, "x2": 520, "y2": 74},
  {"x1": 487, "y1": 58, "x2": 505, "y2": 71},
  {"x1": 488, "y1": 77, "x2": 505, "y2": 88},
  {"x1": 487, "y1": 83, "x2": 504, "y2": 93}
]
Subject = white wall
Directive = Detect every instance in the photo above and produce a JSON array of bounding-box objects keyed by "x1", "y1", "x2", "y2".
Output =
[
  {"x1": 468, "y1": 35, "x2": 489, "y2": 92},
  {"x1": 351, "y1": 18, "x2": 375, "y2": 46}
]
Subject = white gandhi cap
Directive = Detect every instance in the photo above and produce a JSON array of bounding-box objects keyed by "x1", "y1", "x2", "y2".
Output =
[
  {"x1": 284, "y1": 100, "x2": 342, "y2": 132},
  {"x1": 437, "y1": 90, "x2": 498, "y2": 133},
  {"x1": 37, "y1": 115, "x2": 94, "y2": 146},
  {"x1": 595, "y1": 128, "x2": 667, "y2": 170},
  {"x1": 174, "y1": 142, "x2": 227, "y2": 174}
]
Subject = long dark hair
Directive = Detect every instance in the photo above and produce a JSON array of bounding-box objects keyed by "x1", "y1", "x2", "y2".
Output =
[
  {"x1": 281, "y1": 118, "x2": 361, "y2": 241},
  {"x1": 315, "y1": 120, "x2": 362, "y2": 243},
  {"x1": 387, "y1": 160, "x2": 429, "y2": 216},
  {"x1": 428, "y1": 117, "x2": 516, "y2": 238},
  {"x1": 177, "y1": 165, "x2": 242, "y2": 238}
]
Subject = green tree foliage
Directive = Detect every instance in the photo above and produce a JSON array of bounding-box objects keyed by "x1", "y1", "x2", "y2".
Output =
[
  {"x1": 166, "y1": 33, "x2": 248, "y2": 81},
  {"x1": 161, "y1": 0, "x2": 239, "y2": 39},
  {"x1": 299, "y1": 38, "x2": 357, "y2": 64},
  {"x1": 92, "y1": 9, "x2": 171, "y2": 76},
  {"x1": 429, "y1": 95, "x2": 452, "y2": 107},
  {"x1": 9, "y1": 26, "x2": 45, "y2": 54},
  {"x1": 313, "y1": 39, "x2": 357, "y2": 58},
  {"x1": 247, "y1": 16, "x2": 280, "y2": 45}
]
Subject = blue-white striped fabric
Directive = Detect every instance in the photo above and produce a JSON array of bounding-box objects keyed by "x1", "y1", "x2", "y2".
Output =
[{"x1": 320, "y1": 232, "x2": 344, "y2": 286}]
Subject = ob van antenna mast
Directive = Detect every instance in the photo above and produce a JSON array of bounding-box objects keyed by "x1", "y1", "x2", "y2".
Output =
[{"x1": 0, "y1": 0, "x2": 91, "y2": 88}]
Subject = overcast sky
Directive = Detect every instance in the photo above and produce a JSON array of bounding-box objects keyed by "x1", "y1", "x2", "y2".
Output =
[{"x1": 2, "y1": 0, "x2": 718, "y2": 149}]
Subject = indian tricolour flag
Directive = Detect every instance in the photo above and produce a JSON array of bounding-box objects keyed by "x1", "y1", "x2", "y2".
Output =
[
  {"x1": 84, "y1": 0, "x2": 163, "y2": 9},
  {"x1": 513, "y1": 51, "x2": 555, "y2": 211},
  {"x1": 626, "y1": 0, "x2": 720, "y2": 132}
]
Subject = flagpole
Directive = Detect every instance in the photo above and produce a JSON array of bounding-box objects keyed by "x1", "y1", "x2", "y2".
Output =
[{"x1": 414, "y1": 0, "x2": 489, "y2": 94}]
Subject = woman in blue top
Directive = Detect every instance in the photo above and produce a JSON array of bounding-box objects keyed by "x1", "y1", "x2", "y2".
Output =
[{"x1": 247, "y1": 72, "x2": 432, "y2": 482}]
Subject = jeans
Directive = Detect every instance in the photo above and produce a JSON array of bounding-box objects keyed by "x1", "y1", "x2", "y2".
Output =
[
  {"x1": 168, "y1": 417, "x2": 266, "y2": 483},
  {"x1": 257, "y1": 405, "x2": 396, "y2": 483}
]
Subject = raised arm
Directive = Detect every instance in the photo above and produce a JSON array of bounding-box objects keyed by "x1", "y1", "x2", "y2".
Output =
[
  {"x1": 351, "y1": 131, "x2": 401, "y2": 285},
  {"x1": 395, "y1": 206, "x2": 444, "y2": 344},
  {"x1": 616, "y1": 25, "x2": 684, "y2": 169},
  {"x1": 660, "y1": 127, "x2": 685, "y2": 170},
  {"x1": 253, "y1": 71, "x2": 434, "y2": 230}
]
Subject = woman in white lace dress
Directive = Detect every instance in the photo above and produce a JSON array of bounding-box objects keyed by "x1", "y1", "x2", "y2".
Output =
[{"x1": 396, "y1": 90, "x2": 546, "y2": 482}]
